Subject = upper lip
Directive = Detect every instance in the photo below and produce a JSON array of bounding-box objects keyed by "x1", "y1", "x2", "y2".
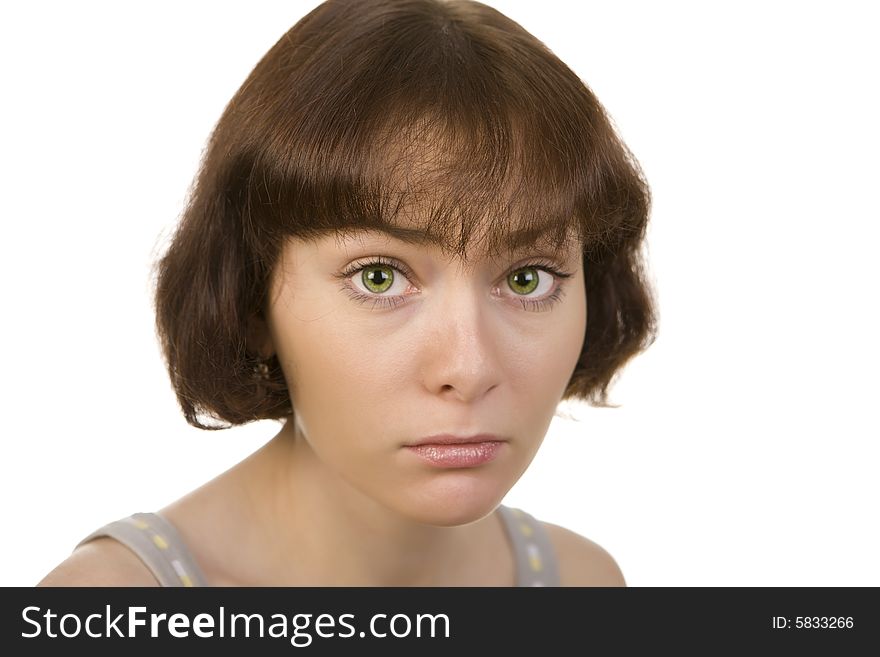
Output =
[{"x1": 406, "y1": 434, "x2": 506, "y2": 446}]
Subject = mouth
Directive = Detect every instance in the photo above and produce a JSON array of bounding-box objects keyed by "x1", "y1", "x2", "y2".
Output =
[{"x1": 403, "y1": 435, "x2": 506, "y2": 468}]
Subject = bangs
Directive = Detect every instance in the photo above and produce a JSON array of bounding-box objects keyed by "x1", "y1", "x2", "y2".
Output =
[
  {"x1": 225, "y1": 0, "x2": 634, "y2": 265},
  {"x1": 249, "y1": 110, "x2": 583, "y2": 264}
]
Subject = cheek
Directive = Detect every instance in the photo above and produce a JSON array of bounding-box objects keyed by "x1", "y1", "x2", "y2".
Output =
[
  {"x1": 511, "y1": 294, "x2": 586, "y2": 388},
  {"x1": 559, "y1": 275, "x2": 588, "y2": 362},
  {"x1": 562, "y1": 292, "x2": 588, "y2": 369},
  {"x1": 277, "y1": 314, "x2": 400, "y2": 417}
]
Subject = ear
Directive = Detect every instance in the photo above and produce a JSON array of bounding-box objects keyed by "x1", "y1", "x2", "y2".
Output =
[{"x1": 246, "y1": 313, "x2": 275, "y2": 359}]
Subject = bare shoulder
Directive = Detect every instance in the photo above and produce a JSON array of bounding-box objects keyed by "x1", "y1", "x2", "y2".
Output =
[
  {"x1": 36, "y1": 538, "x2": 160, "y2": 587},
  {"x1": 541, "y1": 521, "x2": 626, "y2": 587}
]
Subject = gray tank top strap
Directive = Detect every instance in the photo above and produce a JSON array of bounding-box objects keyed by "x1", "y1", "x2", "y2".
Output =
[
  {"x1": 496, "y1": 504, "x2": 561, "y2": 587},
  {"x1": 78, "y1": 507, "x2": 555, "y2": 587},
  {"x1": 76, "y1": 512, "x2": 210, "y2": 587}
]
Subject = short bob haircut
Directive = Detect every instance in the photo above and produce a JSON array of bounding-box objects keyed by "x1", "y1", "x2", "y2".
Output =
[{"x1": 153, "y1": 0, "x2": 658, "y2": 431}]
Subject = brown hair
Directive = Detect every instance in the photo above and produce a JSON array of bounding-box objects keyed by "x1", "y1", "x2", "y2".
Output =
[{"x1": 152, "y1": 0, "x2": 658, "y2": 430}]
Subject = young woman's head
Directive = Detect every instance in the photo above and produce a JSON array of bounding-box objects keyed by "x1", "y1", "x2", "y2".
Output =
[{"x1": 152, "y1": 0, "x2": 656, "y2": 519}]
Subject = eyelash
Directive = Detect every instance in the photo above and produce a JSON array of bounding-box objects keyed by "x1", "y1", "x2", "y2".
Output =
[{"x1": 333, "y1": 256, "x2": 574, "y2": 313}]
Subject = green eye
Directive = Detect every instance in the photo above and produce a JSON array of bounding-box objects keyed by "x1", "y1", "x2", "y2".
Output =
[
  {"x1": 507, "y1": 267, "x2": 540, "y2": 295},
  {"x1": 362, "y1": 265, "x2": 394, "y2": 293}
]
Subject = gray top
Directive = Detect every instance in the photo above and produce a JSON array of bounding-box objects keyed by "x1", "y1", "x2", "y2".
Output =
[{"x1": 75, "y1": 503, "x2": 560, "y2": 587}]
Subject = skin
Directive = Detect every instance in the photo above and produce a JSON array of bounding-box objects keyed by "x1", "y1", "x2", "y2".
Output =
[{"x1": 40, "y1": 223, "x2": 611, "y2": 587}]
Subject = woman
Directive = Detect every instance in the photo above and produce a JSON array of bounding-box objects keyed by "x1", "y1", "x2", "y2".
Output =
[{"x1": 39, "y1": 0, "x2": 656, "y2": 587}]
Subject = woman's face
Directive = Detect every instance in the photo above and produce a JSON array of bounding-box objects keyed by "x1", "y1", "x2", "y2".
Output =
[{"x1": 262, "y1": 224, "x2": 587, "y2": 526}]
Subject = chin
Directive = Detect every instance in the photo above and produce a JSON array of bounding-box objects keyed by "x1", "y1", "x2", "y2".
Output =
[{"x1": 394, "y1": 474, "x2": 509, "y2": 527}]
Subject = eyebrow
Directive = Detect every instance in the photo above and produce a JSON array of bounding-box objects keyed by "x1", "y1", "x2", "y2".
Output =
[{"x1": 337, "y1": 223, "x2": 569, "y2": 252}]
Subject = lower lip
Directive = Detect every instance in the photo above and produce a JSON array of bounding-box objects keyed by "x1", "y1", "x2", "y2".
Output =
[{"x1": 404, "y1": 441, "x2": 504, "y2": 468}]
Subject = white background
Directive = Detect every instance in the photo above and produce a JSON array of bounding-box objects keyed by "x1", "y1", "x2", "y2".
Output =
[{"x1": 1, "y1": 0, "x2": 877, "y2": 587}]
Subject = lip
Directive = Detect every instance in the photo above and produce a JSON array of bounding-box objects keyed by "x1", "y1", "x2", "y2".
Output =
[
  {"x1": 406, "y1": 433, "x2": 505, "y2": 446},
  {"x1": 403, "y1": 434, "x2": 507, "y2": 468}
]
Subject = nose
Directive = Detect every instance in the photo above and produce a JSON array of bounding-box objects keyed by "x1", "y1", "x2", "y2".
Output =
[{"x1": 419, "y1": 279, "x2": 502, "y2": 403}]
